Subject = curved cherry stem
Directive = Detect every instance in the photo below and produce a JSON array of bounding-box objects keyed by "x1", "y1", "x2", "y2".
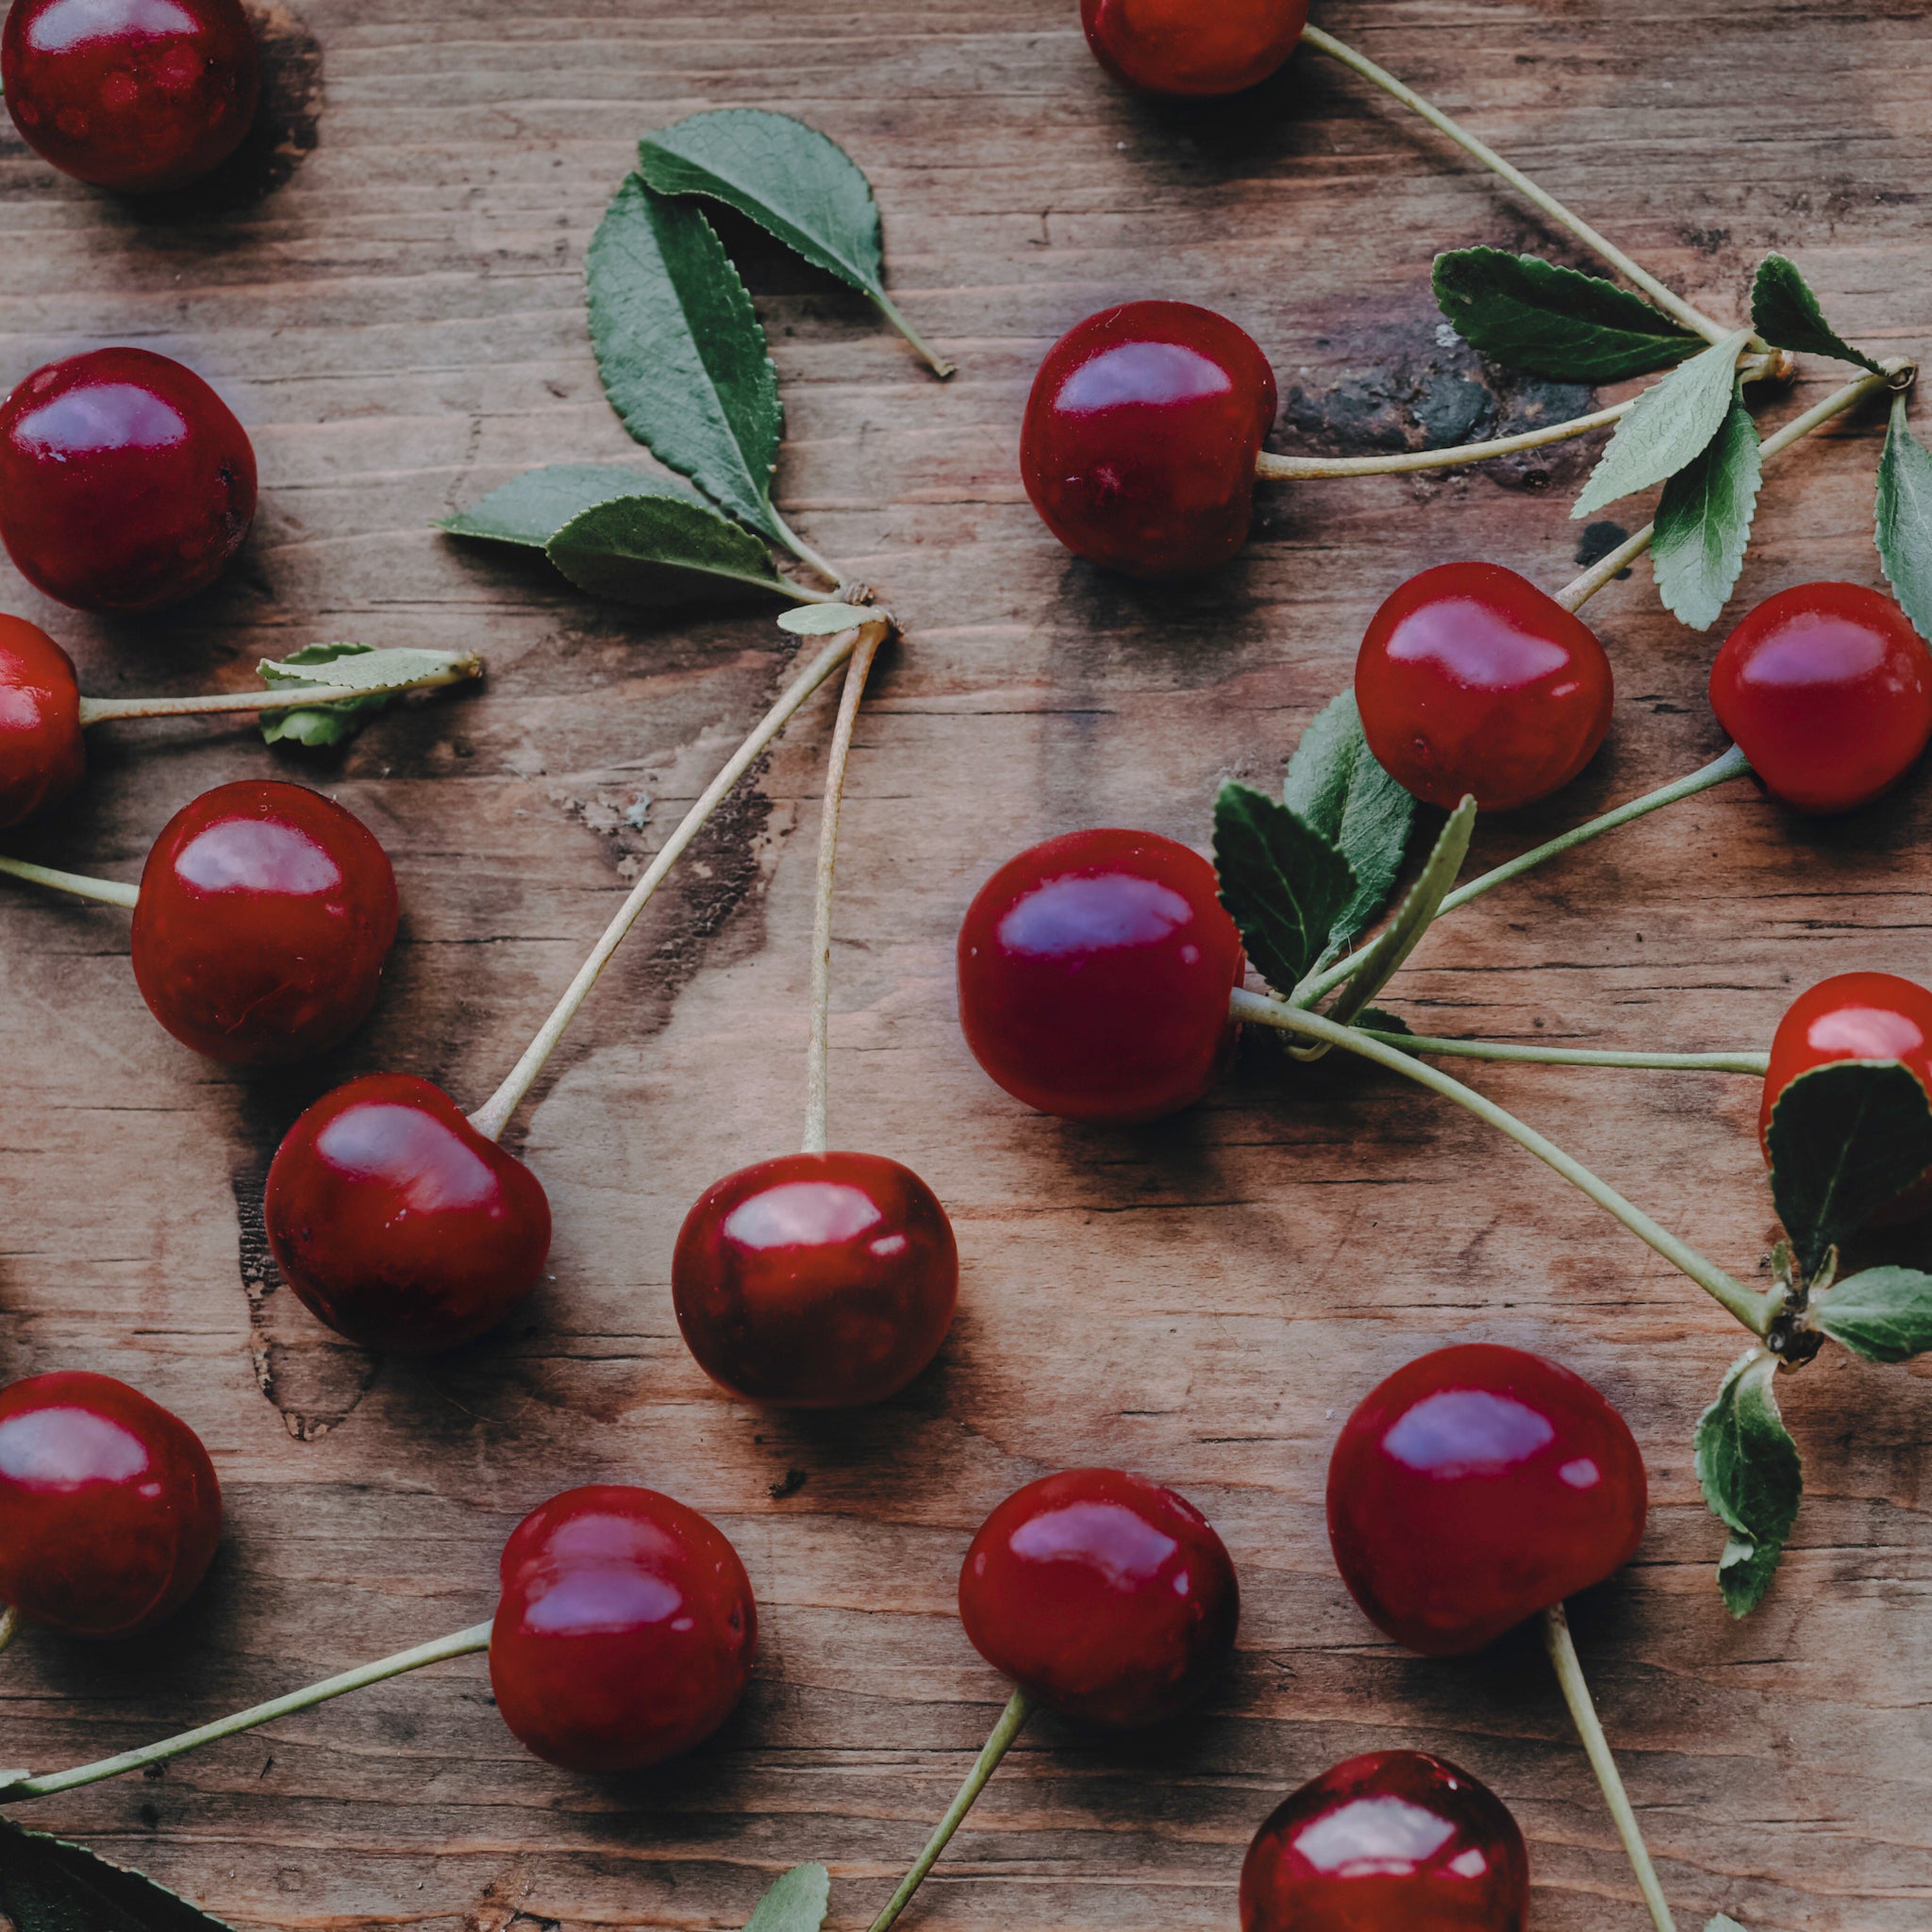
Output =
[
  {"x1": 1358, "y1": 1030, "x2": 1767, "y2": 1074},
  {"x1": 75, "y1": 655, "x2": 484, "y2": 725},
  {"x1": 0, "y1": 856, "x2": 141, "y2": 910},
  {"x1": 870, "y1": 291, "x2": 957, "y2": 381},
  {"x1": 0, "y1": 1620, "x2": 491, "y2": 1805},
  {"x1": 466, "y1": 625, "x2": 870, "y2": 1143},
  {"x1": 1543, "y1": 1604, "x2": 1679, "y2": 1932},
  {"x1": 1233, "y1": 991, "x2": 1767, "y2": 1335},
  {"x1": 867, "y1": 1687, "x2": 1033, "y2": 1932},
  {"x1": 766, "y1": 508, "x2": 846, "y2": 588},
  {"x1": 803, "y1": 617, "x2": 891, "y2": 1156},
  {"x1": 1301, "y1": 25, "x2": 1740, "y2": 349}
]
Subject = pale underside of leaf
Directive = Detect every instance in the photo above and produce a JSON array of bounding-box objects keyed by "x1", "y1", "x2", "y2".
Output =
[
  {"x1": 441, "y1": 464, "x2": 701, "y2": 549},
  {"x1": 1876, "y1": 392, "x2": 1932, "y2": 643},
  {"x1": 1694, "y1": 1348, "x2": 1801, "y2": 1618},
  {"x1": 1751, "y1": 253, "x2": 1885, "y2": 375},
  {"x1": 548, "y1": 491, "x2": 792, "y2": 608},
  {"x1": 258, "y1": 645, "x2": 474, "y2": 694},
  {"x1": 1810, "y1": 1265, "x2": 1932, "y2": 1363},
  {"x1": 742, "y1": 1862, "x2": 831, "y2": 1932},
  {"x1": 1652, "y1": 389, "x2": 1763, "y2": 629},
  {"x1": 777, "y1": 601, "x2": 873, "y2": 634}
]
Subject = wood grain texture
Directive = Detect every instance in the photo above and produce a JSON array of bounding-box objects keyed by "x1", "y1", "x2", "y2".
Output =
[{"x1": 1, "y1": 0, "x2": 1929, "y2": 1926}]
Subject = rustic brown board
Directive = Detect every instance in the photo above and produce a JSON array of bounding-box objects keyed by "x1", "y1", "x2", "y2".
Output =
[{"x1": 2, "y1": 0, "x2": 1929, "y2": 1927}]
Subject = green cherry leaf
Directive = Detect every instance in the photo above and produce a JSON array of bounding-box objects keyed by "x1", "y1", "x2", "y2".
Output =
[
  {"x1": 255, "y1": 643, "x2": 477, "y2": 749},
  {"x1": 1811, "y1": 1265, "x2": 1932, "y2": 1363},
  {"x1": 1431, "y1": 248, "x2": 1702, "y2": 383},
  {"x1": 1355, "y1": 1007, "x2": 1413, "y2": 1036},
  {"x1": 1875, "y1": 391, "x2": 1932, "y2": 643},
  {"x1": 0, "y1": 1817, "x2": 238, "y2": 1930},
  {"x1": 638, "y1": 110, "x2": 950, "y2": 377},
  {"x1": 1706, "y1": 1918, "x2": 1750, "y2": 1932},
  {"x1": 588, "y1": 175, "x2": 784, "y2": 541},
  {"x1": 1694, "y1": 1349, "x2": 1802, "y2": 1619},
  {"x1": 1212, "y1": 780, "x2": 1356, "y2": 999},
  {"x1": 1651, "y1": 386, "x2": 1763, "y2": 630},
  {"x1": 776, "y1": 601, "x2": 874, "y2": 634},
  {"x1": 547, "y1": 486, "x2": 796, "y2": 608},
  {"x1": 1767, "y1": 1060, "x2": 1932, "y2": 1280},
  {"x1": 742, "y1": 1863, "x2": 830, "y2": 1932},
  {"x1": 441, "y1": 463, "x2": 690, "y2": 550},
  {"x1": 1750, "y1": 254, "x2": 1886, "y2": 375},
  {"x1": 1281, "y1": 691, "x2": 1417, "y2": 955},
  {"x1": 1573, "y1": 327, "x2": 1756, "y2": 520}
]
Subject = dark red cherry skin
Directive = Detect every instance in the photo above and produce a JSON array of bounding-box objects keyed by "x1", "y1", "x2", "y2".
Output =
[
  {"x1": 2, "y1": 0, "x2": 258, "y2": 193},
  {"x1": 958, "y1": 827, "x2": 1245, "y2": 1124},
  {"x1": 1241, "y1": 1750, "x2": 1531, "y2": 1932},
  {"x1": 490, "y1": 1485, "x2": 757, "y2": 1774},
  {"x1": 131, "y1": 780, "x2": 399, "y2": 1065},
  {"x1": 263, "y1": 1074, "x2": 553, "y2": 1354},
  {"x1": 1760, "y1": 972, "x2": 1932, "y2": 1224},
  {"x1": 0, "y1": 348, "x2": 258, "y2": 614},
  {"x1": 0, "y1": 613, "x2": 85, "y2": 827},
  {"x1": 1021, "y1": 301, "x2": 1278, "y2": 578},
  {"x1": 1327, "y1": 1344, "x2": 1647, "y2": 1657},
  {"x1": 1355, "y1": 562, "x2": 1615, "y2": 812},
  {"x1": 958, "y1": 1467, "x2": 1240, "y2": 1726},
  {"x1": 1081, "y1": 0, "x2": 1308, "y2": 97},
  {"x1": 0, "y1": 1371, "x2": 221, "y2": 1640},
  {"x1": 1708, "y1": 581, "x2": 1932, "y2": 814},
  {"x1": 673, "y1": 1150, "x2": 958, "y2": 1407}
]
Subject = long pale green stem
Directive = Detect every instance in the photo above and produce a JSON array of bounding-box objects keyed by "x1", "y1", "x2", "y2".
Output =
[
  {"x1": 1360, "y1": 1030, "x2": 1767, "y2": 1074},
  {"x1": 767, "y1": 508, "x2": 845, "y2": 588},
  {"x1": 0, "y1": 1622, "x2": 492, "y2": 1804},
  {"x1": 0, "y1": 856, "x2": 141, "y2": 910},
  {"x1": 867, "y1": 1688, "x2": 1033, "y2": 1932},
  {"x1": 1543, "y1": 1606, "x2": 1678, "y2": 1932},
  {"x1": 75, "y1": 656, "x2": 483, "y2": 725},
  {"x1": 870, "y1": 291, "x2": 957, "y2": 381},
  {"x1": 1234, "y1": 991, "x2": 1767, "y2": 1334}
]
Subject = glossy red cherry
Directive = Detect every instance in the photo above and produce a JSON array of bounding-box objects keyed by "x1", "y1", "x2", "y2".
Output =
[
  {"x1": 2, "y1": 0, "x2": 259, "y2": 194},
  {"x1": 1021, "y1": 301, "x2": 1278, "y2": 577},
  {"x1": 1327, "y1": 1344, "x2": 1647, "y2": 1657},
  {"x1": 1081, "y1": 0, "x2": 1309, "y2": 97},
  {"x1": 0, "y1": 348, "x2": 258, "y2": 614},
  {"x1": 1355, "y1": 562, "x2": 1615, "y2": 812},
  {"x1": 958, "y1": 1467, "x2": 1239, "y2": 1726},
  {"x1": 0, "y1": 1371, "x2": 221, "y2": 1640},
  {"x1": 490, "y1": 1485, "x2": 757, "y2": 1773},
  {"x1": 1241, "y1": 1749, "x2": 1530, "y2": 1932},
  {"x1": 0, "y1": 613, "x2": 84, "y2": 826},
  {"x1": 673, "y1": 1150, "x2": 958, "y2": 1407},
  {"x1": 1760, "y1": 972, "x2": 1932, "y2": 1224},
  {"x1": 263, "y1": 1074, "x2": 553, "y2": 1354},
  {"x1": 958, "y1": 827, "x2": 1245, "y2": 1124},
  {"x1": 129, "y1": 780, "x2": 399, "y2": 1064},
  {"x1": 1708, "y1": 581, "x2": 1932, "y2": 814}
]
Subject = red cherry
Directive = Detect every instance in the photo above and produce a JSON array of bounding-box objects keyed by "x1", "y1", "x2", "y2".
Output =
[
  {"x1": 1081, "y1": 0, "x2": 1308, "y2": 97},
  {"x1": 1708, "y1": 581, "x2": 1932, "y2": 814},
  {"x1": 1021, "y1": 301, "x2": 1278, "y2": 577},
  {"x1": 958, "y1": 1467, "x2": 1240, "y2": 1726},
  {"x1": 0, "y1": 348, "x2": 258, "y2": 614},
  {"x1": 1241, "y1": 1749, "x2": 1531, "y2": 1932},
  {"x1": 263, "y1": 1074, "x2": 553, "y2": 1354},
  {"x1": 958, "y1": 827, "x2": 1245, "y2": 1124},
  {"x1": 1, "y1": 0, "x2": 258, "y2": 193},
  {"x1": 0, "y1": 1371, "x2": 221, "y2": 1640},
  {"x1": 673, "y1": 1150, "x2": 958, "y2": 1407},
  {"x1": 1327, "y1": 1344, "x2": 1647, "y2": 1657},
  {"x1": 1355, "y1": 562, "x2": 1615, "y2": 812},
  {"x1": 0, "y1": 613, "x2": 85, "y2": 827},
  {"x1": 1760, "y1": 972, "x2": 1932, "y2": 1224},
  {"x1": 129, "y1": 780, "x2": 399, "y2": 1065},
  {"x1": 490, "y1": 1485, "x2": 757, "y2": 1773}
]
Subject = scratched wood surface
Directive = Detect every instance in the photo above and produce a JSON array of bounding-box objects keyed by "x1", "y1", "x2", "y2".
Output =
[{"x1": 1, "y1": 0, "x2": 1928, "y2": 1925}]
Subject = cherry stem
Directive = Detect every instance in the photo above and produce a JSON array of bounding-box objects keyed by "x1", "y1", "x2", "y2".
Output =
[
  {"x1": 1232, "y1": 991, "x2": 1767, "y2": 1336},
  {"x1": 869, "y1": 291, "x2": 957, "y2": 381},
  {"x1": 803, "y1": 618, "x2": 891, "y2": 1156},
  {"x1": 1301, "y1": 25, "x2": 1740, "y2": 349},
  {"x1": 465, "y1": 625, "x2": 872, "y2": 1144},
  {"x1": 75, "y1": 655, "x2": 484, "y2": 726},
  {"x1": 0, "y1": 1620, "x2": 491, "y2": 1805},
  {"x1": 1357, "y1": 1030, "x2": 1768, "y2": 1074},
  {"x1": 766, "y1": 508, "x2": 846, "y2": 587},
  {"x1": 866, "y1": 1686, "x2": 1033, "y2": 1932},
  {"x1": 0, "y1": 1607, "x2": 17, "y2": 1660},
  {"x1": 0, "y1": 855, "x2": 141, "y2": 910},
  {"x1": 1542, "y1": 1604, "x2": 1679, "y2": 1932}
]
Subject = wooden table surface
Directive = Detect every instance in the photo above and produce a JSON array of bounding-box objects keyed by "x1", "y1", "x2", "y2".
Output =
[{"x1": 2, "y1": 1, "x2": 1929, "y2": 1926}]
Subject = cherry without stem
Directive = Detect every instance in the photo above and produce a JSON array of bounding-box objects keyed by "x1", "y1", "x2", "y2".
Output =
[
  {"x1": 1080, "y1": 0, "x2": 1309, "y2": 97},
  {"x1": 0, "y1": 348, "x2": 258, "y2": 614},
  {"x1": 0, "y1": 1371, "x2": 222, "y2": 1641},
  {"x1": 0, "y1": 614, "x2": 84, "y2": 827}
]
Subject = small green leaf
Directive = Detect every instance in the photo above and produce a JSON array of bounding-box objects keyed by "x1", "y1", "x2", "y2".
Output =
[
  {"x1": 1573, "y1": 327, "x2": 1756, "y2": 519},
  {"x1": 1357, "y1": 1008, "x2": 1412, "y2": 1036},
  {"x1": 547, "y1": 488, "x2": 794, "y2": 608},
  {"x1": 1875, "y1": 391, "x2": 1932, "y2": 643},
  {"x1": 1212, "y1": 780, "x2": 1356, "y2": 999},
  {"x1": 441, "y1": 464, "x2": 689, "y2": 549},
  {"x1": 1652, "y1": 388, "x2": 1763, "y2": 629},
  {"x1": 1706, "y1": 1918, "x2": 1749, "y2": 1932},
  {"x1": 255, "y1": 643, "x2": 477, "y2": 749},
  {"x1": 1811, "y1": 1265, "x2": 1932, "y2": 1363},
  {"x1": 1695, "y1": 1349, "x2": 1802, "y2": 1618},
  {"x1": 742, "y1": 1863, "x2": 830, "y2": 1932},
  {"x1": 0, "y1": 1817, "x2": 238, "y2": 1929},
  {"x1": 1767, "y1": 1060, "x2": 1932, "y2": 1280},
  {"x1": 588, "y1": 175, "x2": 783, "y2": 540},
  {"x1": 1432, "y1": 248, "x2": 1702, "y2": 383},
  {"x1": 1281, "y1": 691, "x2": 1417, "y2": 955},
  {"x1": 777, "y1": 601, "x2": 874, "y2": 634},
  {"x1": 1750, "y1": 255, "x2": 1885, "y2": 375}
]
